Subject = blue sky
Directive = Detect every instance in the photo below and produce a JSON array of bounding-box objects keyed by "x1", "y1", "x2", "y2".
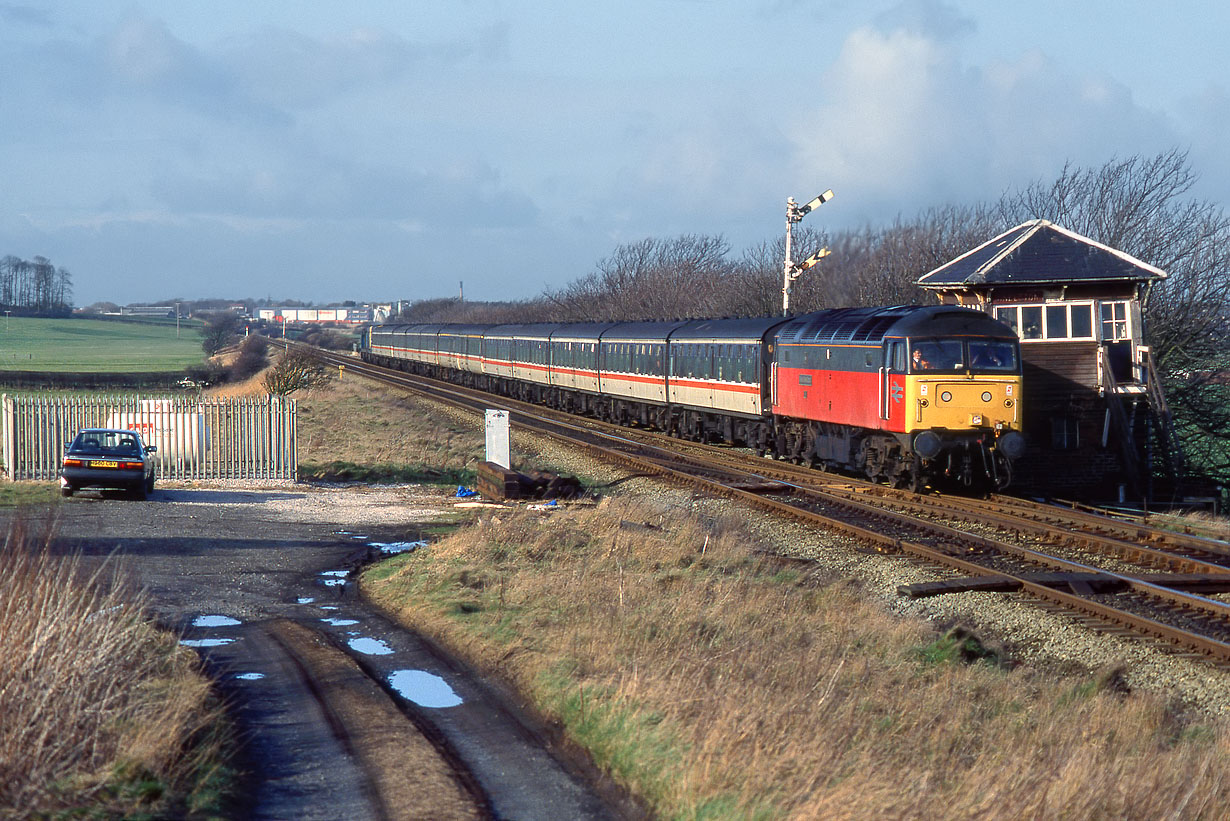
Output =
[{"x1": 2, "y1": 1, "x2": 1227, "y2": 306}]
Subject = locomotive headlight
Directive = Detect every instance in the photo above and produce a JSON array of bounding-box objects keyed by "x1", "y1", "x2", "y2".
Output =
[
  {"x1": 940, "y1": 391, "x2": 952, "y2": 402},
  {"x1": 981, "y1": 391, "x2": 992, "y2": 402}
]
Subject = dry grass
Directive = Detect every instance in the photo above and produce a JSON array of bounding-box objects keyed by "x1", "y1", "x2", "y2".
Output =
[
  {"x1": 204, "y1": 366, "x2": 273, "y2": 399},
  {"x1": 0, "y1": 517, "x2": 230, "y2": 819},
  {"x1": 364, "y1": 497, "x2": 1230, "y2": 820},
  {"x1": 1150, "y1": 510, "x2": 1230, "y2": 542},
  {"x1": 295, "y1": 376, "x2": 486, "y2": 480}
]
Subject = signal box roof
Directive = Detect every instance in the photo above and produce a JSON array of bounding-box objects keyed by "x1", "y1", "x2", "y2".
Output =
[{"x1": 917, "y1": 219, "x2": 1166, "y2": 289}]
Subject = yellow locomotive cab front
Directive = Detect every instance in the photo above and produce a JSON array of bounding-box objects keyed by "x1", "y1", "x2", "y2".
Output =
[{"x1": 910, "y1": 375, "x2": 1020, "y2": 431}]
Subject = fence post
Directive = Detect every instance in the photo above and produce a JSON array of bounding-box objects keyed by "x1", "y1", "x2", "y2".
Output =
[{"x1": 2, "y1": 394, "x2": 12, "y2": 481}]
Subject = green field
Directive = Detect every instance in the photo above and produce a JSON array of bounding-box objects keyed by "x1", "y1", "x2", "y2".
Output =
[{"x1": 0, "y1": 317, "x2": 204, "y2": 372}]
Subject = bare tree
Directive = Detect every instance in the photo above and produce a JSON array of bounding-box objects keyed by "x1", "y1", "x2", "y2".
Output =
[
  {"x1": 263, "y1": 347, "x2": 333, "y2": 395},
  {"x1": 200, "y1": 312, "x2": 242, "y2": 356},
  {"x1": 544, "y1": 235, "x2": 738, "y2": 321}
]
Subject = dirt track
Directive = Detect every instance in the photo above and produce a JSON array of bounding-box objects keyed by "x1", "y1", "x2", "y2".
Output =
[{"x1": 37, "y1": 484, "x2": 623, "y2": 821}]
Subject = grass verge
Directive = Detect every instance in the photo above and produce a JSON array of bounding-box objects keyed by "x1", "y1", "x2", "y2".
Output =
[
  {"x1": 0, "y1": 482, "x2": 61, "y2": 507},
  {"x1": 0, "y1": 515, "x2": 238, "y2": 819},
  {"x1": 363, "y1": 496, "x2": 1230, "y2": 820}
]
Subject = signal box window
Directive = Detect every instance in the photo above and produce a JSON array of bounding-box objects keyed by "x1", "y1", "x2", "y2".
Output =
[
  {"x1": 995, "y1": 303, "x2": 1096, "y2": 342},
  {"x1": 1051, "y1": 417, "x2": 1079, "y2": 450},
  {"x1": 1101, "y1": 300, "x2": 1130, "y2": 341}
]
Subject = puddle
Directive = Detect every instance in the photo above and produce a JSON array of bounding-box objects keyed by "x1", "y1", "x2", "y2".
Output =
[
  {"x1": 348, "y1": 636, "x2": 394, "y2": 655},
  {"x1": 350, "y1": 534, "x2": 369, "y2": 540},
  {"x1": 234, "y1": 672, "x2": 265, "y2": 681},
  {"x1": 370, "y1": 540, "x2": 426, "y2": 555},
  {"x1": 297, "y1": 597, "x2": 315, "y2": 604},
  {"x1": 321, "y1": 617, "x2": 359, "y2": 626},
  {"x1": 319, "y1": 570, "x2": 348, "y2": 587},
  {"x1": 180, "y1": 638, "x2": 236, "y2": 648},
  {"x1": 192, "y1": 615, "x2": 241, "y2": 628},
  {"x1": 388, "y1": 669, "x2": 464, "y2": 708},
  {"x1": 320, "y1": 605, "x2": 339, "y2": 611}
]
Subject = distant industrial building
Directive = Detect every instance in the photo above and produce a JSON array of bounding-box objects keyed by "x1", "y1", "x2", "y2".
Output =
[
  {"x1": 115, "y1": 305, "x2": 176, "y2": 318},
  {"x1": 257, "y1": 307, "x2": 370, "y2": 324}
]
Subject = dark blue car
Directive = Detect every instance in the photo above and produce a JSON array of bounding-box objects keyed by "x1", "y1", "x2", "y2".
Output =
[{"x1": 60, "y1": 428, "x2": 157, "y2": 499}]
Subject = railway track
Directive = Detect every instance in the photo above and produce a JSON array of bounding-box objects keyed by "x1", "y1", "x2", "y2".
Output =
[{"x1": 291, "y1": 344, "x2": 1230, "y2": 664}]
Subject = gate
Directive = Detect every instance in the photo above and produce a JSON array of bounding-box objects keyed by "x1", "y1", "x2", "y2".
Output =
[{"x1": 2, "y1": 394, "x2": 297, "y2": 481}]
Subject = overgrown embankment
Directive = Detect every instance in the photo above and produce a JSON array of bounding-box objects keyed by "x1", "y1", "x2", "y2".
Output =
[
  {"x1": 363, "y1": 496, "x2": 1230, "y2": 820},
  {"x1": 295, "y1": 375, "x2": 485, "y2": 486},
  {"x1": 0, "y1": 519, "x2": 234, "y2": 819}
]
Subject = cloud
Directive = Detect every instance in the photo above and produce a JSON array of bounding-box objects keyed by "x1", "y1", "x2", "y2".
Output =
[
  {"x1": 790, "y1": 21, "x2": 1178, "y2": 224},
  {"x1": 150, "y1": 153, "x2": 539, "y2": 228},
  {"x1": 872, "y1": 0, "x2": 976, "y2": 41},
  {"x1": 0, "y1": 3, "x2": 52, "y2": 27}
]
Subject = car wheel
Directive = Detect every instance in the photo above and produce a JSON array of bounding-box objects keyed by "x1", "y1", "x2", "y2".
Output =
[
  {"x1": 145, "y1": 474, "x2": 155, "y2": 496},
  {"x1": 61, "y1": 486, "x2": 74, "y2": 498}
]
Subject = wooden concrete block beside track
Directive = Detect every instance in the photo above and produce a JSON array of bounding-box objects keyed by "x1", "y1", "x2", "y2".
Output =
[{"x1": 477, "y1": 461, "x2": 523, "y2": 500}]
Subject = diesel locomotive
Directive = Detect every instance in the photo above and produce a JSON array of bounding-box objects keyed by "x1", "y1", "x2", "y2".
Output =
[{"x1": 362, "y1": 305, "x2": 1025, "y2": 490}]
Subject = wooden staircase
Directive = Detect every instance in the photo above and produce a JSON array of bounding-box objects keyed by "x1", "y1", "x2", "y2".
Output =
[{"x1": 1098, "y1": 346, "x2": 1185, "y2": 502}]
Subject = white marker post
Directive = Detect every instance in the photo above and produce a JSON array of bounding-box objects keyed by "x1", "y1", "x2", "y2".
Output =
[{"x1": 485, "y1": 409, "x2": 510, "y2": 469}]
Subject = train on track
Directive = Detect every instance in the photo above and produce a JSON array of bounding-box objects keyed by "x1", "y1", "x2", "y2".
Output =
[{"x1": 361, "y1": 305, "x2": 1026, "y2": 490}]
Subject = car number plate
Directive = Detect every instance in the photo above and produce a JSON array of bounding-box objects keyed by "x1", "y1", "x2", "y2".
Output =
[{"x1": 89, "y1": 460, "x2": 119, "y2": 468}]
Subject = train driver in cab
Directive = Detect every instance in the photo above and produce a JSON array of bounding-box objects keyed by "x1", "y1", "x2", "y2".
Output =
[{"x1": 911, "y1": 346, "x2": 932, "y2": 370}]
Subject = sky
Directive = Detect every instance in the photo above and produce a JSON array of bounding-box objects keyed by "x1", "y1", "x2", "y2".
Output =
[{"x1": 2, "y1": 1, "x2": 1227, "y2": 307}]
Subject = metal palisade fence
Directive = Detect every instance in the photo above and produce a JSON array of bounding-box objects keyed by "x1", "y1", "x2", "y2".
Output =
[{"x1": 2, "y1": 394, "x2": 297, "y2": 481}]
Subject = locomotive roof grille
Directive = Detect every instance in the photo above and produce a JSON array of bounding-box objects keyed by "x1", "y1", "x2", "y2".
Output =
[
  {"x1": 851, "y1": 316, "x2": 901, "y2": 341},
  {"x1": 778, "y1": 321, "x2": 808, "y2": 341}
]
